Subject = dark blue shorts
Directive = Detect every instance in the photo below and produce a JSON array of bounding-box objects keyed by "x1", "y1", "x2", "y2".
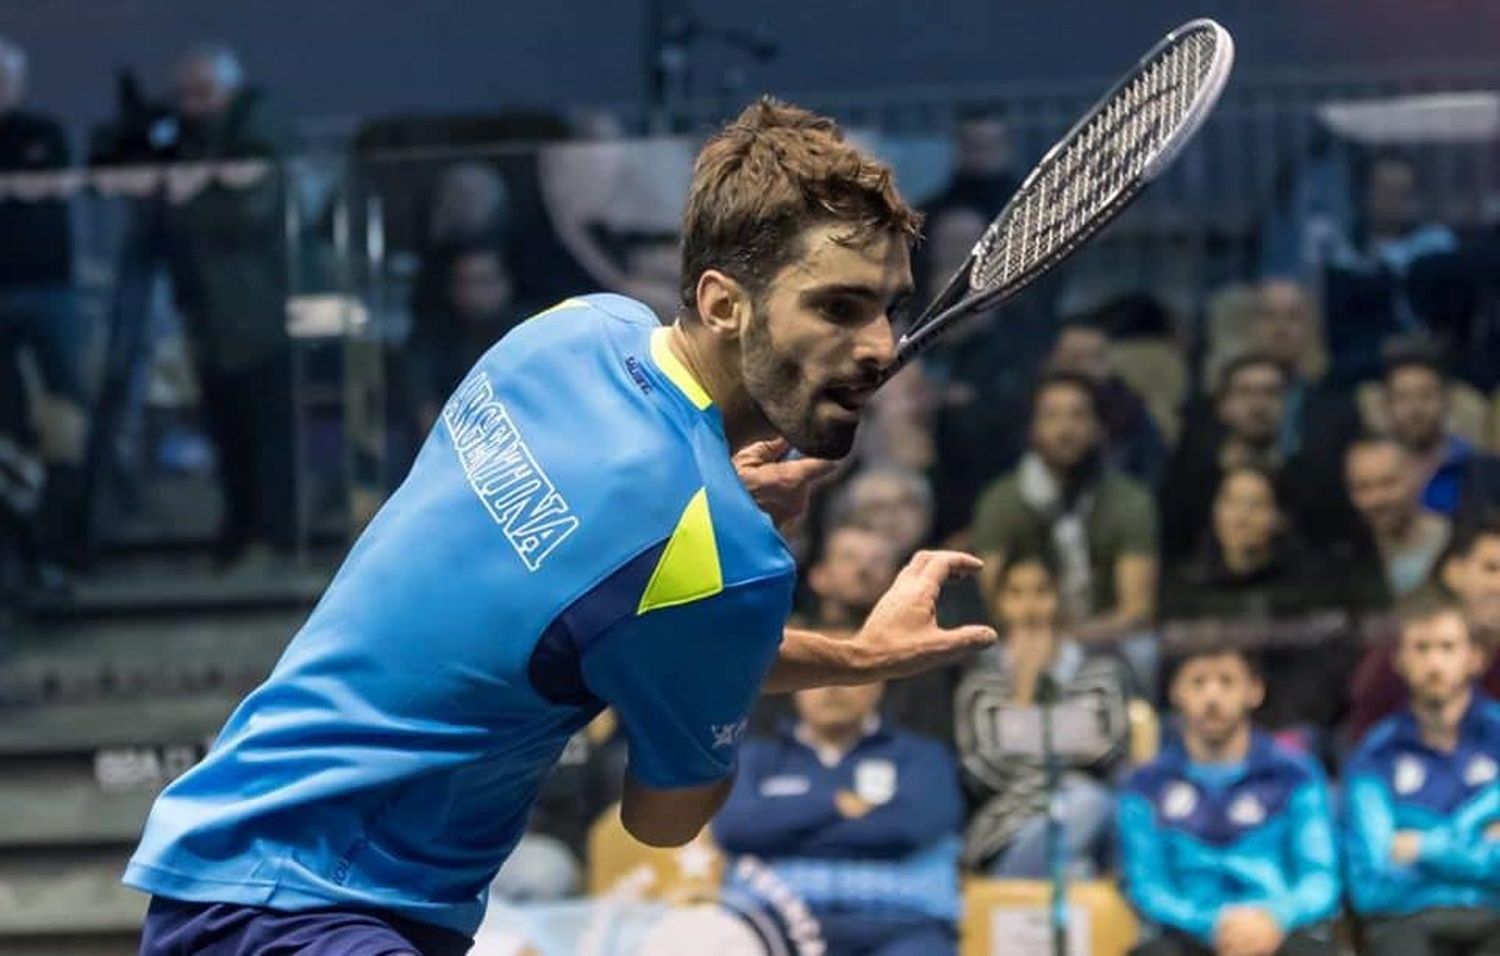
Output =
[{"x1": 140, "y1": 896, "x2": 473, "y2": 956}]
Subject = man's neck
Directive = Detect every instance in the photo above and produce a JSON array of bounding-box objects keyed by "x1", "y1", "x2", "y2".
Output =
[
  {"x1": 1222, "y1": 543, "x2": 1271, "y2": 574},
  {"x1": 1221, "y1": 436, "x2": 1279, "y2": 470},
  {"x1": 1375, "y1": 509, "x2": 1429, "y2": 553},
  {"x1": 1412, "y1": 687, "x2": 1471, "y2": 752},
  {"x1": 796, "y1": 719, "x2": 869, "y2": 764},
  {"x1": 1183, "y1": 722, "x2": 1252, "y2": 765},
  {"x1": 665, "y1": 321, "x2": 771, "y2": 452}
]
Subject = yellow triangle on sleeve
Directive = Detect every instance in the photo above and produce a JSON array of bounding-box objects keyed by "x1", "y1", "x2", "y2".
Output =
[{"x1": 637, "y1": 487, "x2": 724, "y2": 615}]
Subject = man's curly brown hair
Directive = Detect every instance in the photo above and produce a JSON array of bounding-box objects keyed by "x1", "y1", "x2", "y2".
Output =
[{"x1": 678, "y1": 97, "x2": 922, "y2": 317}]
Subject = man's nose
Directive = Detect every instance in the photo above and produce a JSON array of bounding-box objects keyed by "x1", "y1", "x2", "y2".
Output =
[{"x1": 855, "y1": 316, "x2": 897, "y2": 371}]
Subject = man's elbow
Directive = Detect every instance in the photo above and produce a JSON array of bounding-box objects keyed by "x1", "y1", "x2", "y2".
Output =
[{"x1": 620, "y1": 810, "x2": 707, "y2": 848}]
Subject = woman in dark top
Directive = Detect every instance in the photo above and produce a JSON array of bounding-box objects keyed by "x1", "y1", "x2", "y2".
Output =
[{"x1": 1159, "y1": 466, "x2": 1379, "y2": 742}]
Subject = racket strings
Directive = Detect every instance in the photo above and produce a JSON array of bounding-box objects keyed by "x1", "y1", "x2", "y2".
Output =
[{"x1": 970, "y1": 25, "x2": 1223, "y2": 295}]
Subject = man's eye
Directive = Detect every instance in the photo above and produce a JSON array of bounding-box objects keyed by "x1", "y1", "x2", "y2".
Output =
[{"x1": 822, "y1": 300, "x2": 856, "y2": 322}]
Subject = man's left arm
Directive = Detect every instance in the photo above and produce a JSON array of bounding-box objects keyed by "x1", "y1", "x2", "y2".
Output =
[
  {"x1": 581, "y1": 580, "x2": 784, "y2": 847},
  {"x1": 1412, "y1": 783, "x2": 1500, "y2": 883},
  {"x1": 1265, "y1": 776, "x2": 1342, "y2": 931}
]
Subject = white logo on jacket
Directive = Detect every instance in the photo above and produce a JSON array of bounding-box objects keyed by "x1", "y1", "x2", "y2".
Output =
[
  {"x1": 854, "y1": 759, "x2": 897, "y2": 805},
  {"x1": 1228, "y1": 794, "x2": 1266, "y2": 827},
  {"x1": 1394, "y1": 755, "x2": 1427, "y2": 795},
  {"x1": 1465, "y1": 754, "x2": 1498, "y2": 787},
  {"x1": 1161, "y1": 782, "x2": 1198, "y2": 820}
]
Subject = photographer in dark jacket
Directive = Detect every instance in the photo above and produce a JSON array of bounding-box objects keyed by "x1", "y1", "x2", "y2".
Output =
[
  {"x1": 164, "y1": 44, "x2": 293, "y2": 570},
  {"x1": 0, "y1": 35, "x2": 90, "y2": 586}
]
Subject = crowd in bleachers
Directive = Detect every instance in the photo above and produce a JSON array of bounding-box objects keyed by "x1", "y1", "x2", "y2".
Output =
[{"x1": 1, "y1": 30, "x2": 1498, "y2": 956}]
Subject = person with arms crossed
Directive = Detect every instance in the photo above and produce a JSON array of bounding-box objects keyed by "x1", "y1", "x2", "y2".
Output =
[
  {"x1": 1343, "y1": 595, "x2": 1500, "y2": 956},
  {"x1": 1118, "y1": 646, "x2": 1341, "y2": 956},
  {"x1": 126, "y1": 98, "x2": 995, "y2": 955}
]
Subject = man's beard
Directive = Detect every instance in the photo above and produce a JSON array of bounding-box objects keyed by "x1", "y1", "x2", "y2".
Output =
[{"x1": 742, "y1": 305, "x2": 860, "y2": 459}]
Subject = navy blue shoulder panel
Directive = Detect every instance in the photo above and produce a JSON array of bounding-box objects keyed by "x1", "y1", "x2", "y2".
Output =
[{"x1": 527, "y1": 538, "x2": 668, "y2": 707}]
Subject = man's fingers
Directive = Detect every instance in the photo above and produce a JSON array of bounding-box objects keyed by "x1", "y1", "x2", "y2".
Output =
[
  {"x1": 783, "y1": 456, "x2": 839, "y2": 485},
  {"x1": 902, "y1": 549, "x2": 984, "y2": 586},
  {"x1": 733, "y1": 437, "x2": 789, "y2": 467},
  {"x1": 944, "y1": 623, "x2": 999, "y2": 649}
]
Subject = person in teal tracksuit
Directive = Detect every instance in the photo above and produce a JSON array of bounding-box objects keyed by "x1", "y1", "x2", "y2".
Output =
[
  {"x1": 1344, "y1": 594, "x2": 1500, "y2": 956},
  {"x1": 1119, "y1": 645, "x2": 1340, "y2": 956}
]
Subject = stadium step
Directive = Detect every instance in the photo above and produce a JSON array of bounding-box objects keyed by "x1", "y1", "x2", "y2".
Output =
[{"x1": 0, "y1": 847, "x2": 144, "y2": 938}]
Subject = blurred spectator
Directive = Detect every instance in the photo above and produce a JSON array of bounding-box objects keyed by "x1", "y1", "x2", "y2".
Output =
[
  {"x1": 973, "y1": 372, "x2": 1158, "y2": 647},
  {"x1": 924, "y1": 106, "x2": 1018, "y2": 219},
  {"x1": 1161, "y1": 354, "x2": 1352, "y2": 562},
  {"x1": 164, "y1": 43, "x2": 292, "y2": 570},
  {"x1": 1343, "y1": 597, "x2": 1500, "y2": 955},
  {"x1": 831, "y1": 466, "x2": 934, "y2": 560},
  {"x1": 1160, "y1": 466, "x2": 1376, "y2": 737},
  {"x1": 803, "y1": 524, "x2": 901, "y2": 630},
  {"x1": 1321, "y1": 152, "x2": 1461, "y2": 385},
  {"x1": 954, "y1": 548, "x2": 1131, "y2": 876},
  {"x1": 1047, "y1": 310, "x2": 1167, "y2": 486},
  {"x1": 402, "y1": 240, "x2": 523, "y2": 434},
  {"x1": 1344, "y1": 434, "x2": 1451, "y2": 600},
  {"x1": 0, "y1": 34, "x2": 87, "y2": 579},
  {"x1": 1346, "y1": 517, "x2": 1500, "y2": 743},
  {"x1": 1119, "y1": 647, "x2": 1341, "y2": 956},
  {"x1": 858, "y1": 364, "x2": 936, "y2": 474},
  {"x1": 1381, "y1": 347, "x2": 1500, "y2": 521},
  {"x1": 919, "y1": 205, "x2": 1031, "y2": 541},
  {"x1": 713, "y1": 680, "x2": 963, "y2": 956},
  {"x1": 409, "y1": 162, "x2": 510, "y2": 330},
  {"x1": 492, "y1": 710, "x2": 624, "y2": 901}
]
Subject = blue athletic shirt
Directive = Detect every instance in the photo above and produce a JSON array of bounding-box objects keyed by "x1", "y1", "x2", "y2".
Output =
[{"x1": 124, "y1": 294, "x2": 796, "y2": 936}]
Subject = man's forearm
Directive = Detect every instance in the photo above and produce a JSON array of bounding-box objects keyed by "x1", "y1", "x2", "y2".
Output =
[{"x1": 763, "y1": 628, "x2": 866, "y2": 694}]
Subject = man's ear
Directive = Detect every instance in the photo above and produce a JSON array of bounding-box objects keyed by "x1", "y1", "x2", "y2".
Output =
[
  {"x1": 694, "y1": 269, "x2": 751, "y2": 341},
  {"x1": 806, "y1": 561, "x2": 831, "y2": 599},
  {"x1": 1441, "y1": 555, "x2": 1465, "y2": 594}
]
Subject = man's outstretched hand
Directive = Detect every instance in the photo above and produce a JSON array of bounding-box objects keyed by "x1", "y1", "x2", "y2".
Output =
[
  {"x1": 853, "y1": 550, "x2": 999, "y2": 680},
  {"x1": 765, "y1": 550, "x2": 998, "y2": 693},
  {"x1": 731, "y1": 438, "x2": 839, "y2": 533}
]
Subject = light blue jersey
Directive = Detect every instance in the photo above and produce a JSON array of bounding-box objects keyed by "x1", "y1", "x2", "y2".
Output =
[{"x1": 125, "y1": 294, "x2": 796, "y2": 936}]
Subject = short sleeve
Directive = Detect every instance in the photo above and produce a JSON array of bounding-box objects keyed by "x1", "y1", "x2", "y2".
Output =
[
  {"x1": 1109, "y1": 477, "x2": 1159, "y2": 557},
  {"x1": 581, "y1": 577, "x2": 789, "y2": 789},
  {"x1": 972, "y1": 479, "x2": 1027, "y2": 555}
]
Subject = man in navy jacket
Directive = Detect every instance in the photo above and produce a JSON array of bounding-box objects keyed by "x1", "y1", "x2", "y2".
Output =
[
  {"x1": 712, "y1": 679, "x2": 963, "y2": 956},
  {"x1": 1344, "y1": 595, "x2": 1500, "y2": 956}
]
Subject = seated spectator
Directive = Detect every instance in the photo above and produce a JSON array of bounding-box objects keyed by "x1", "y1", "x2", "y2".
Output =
[
  {"x1": 713, "y1": 678, "x2": 963, "y2": 956},
  {"x1": 401, "y1": 240, "x2": 524, "y2": 433},
  {"x1": 954, "y1": 548, "x2": 1131, "y2": 877},
  {"x1": 924, "y1": 106, "x2": 1018, "y2": 218},
  {"x1": 1381, "y1": 346, "x2": 1500, "y2": 522},
  {"x1": 1344, "y1": 434, "x2": 1451, "y2": 600},
  {"x1": 1160, "y1": 466, "x2": 1375, "y2": 737},
  {"x1": 802, "y1": 524, "x2": 901, "y2": 630},
  {"x1": 1343, "y1": 596, "x2": 1500, "y2": 955},
  {"x1": 1346, "y1": 516, "x2": 1500, "y2": 743},
  {"x1": 1047, "y1": 311, "x2": 1167, "y2": 486},
  {"x1": 1119, "y1": 646, "x2": 1341, "y2": 956},
  {"x1": 973, "y1": 372, "x2": 1158, "y2": 649},
  {"x1": 1162, "y1": 354, "x2": 1354, "y2": 562},
  {"x1": 755, "y1": 524, "x2": 901, "y2": 736}
]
